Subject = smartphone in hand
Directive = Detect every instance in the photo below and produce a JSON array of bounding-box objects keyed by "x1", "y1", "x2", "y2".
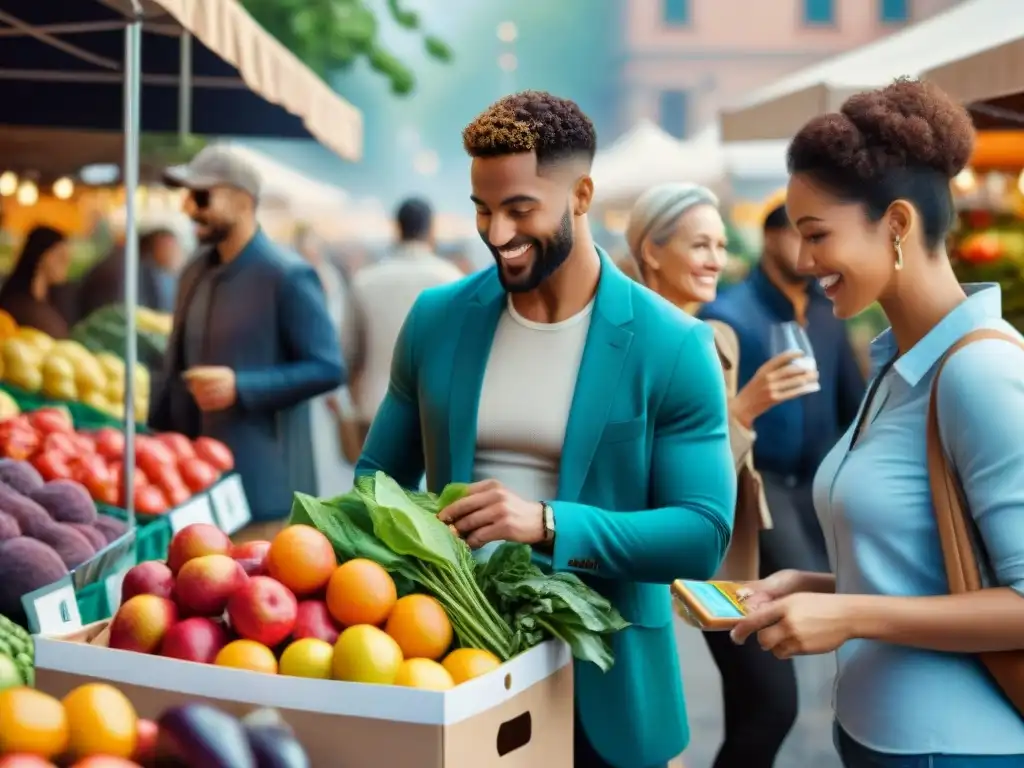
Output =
[{"x1": 672, "y1": 579, "x2": 748, "y2": 631}]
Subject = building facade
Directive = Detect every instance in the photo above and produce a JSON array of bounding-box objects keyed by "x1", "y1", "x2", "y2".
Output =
[{"x1": 620, "y1": 0, "x2": 967, "y2": 139}]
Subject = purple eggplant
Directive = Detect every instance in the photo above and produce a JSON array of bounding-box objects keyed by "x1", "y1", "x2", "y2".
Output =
[
  {"x1": 157, "y1": 703, "x2": 257, "y2": 768},
  {"x1": 245, "y1": 724, "x2": 311, "y2": 768}
]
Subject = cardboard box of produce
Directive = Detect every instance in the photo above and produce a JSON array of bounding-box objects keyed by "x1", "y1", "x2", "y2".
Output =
[{"x1": 35, "y1": 621, "x2": 574, "y2": 767}]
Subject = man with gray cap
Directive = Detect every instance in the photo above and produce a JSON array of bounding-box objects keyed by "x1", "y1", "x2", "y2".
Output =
[{"x1": 151, "y1": 145, "x2": 345, "y2": 541}]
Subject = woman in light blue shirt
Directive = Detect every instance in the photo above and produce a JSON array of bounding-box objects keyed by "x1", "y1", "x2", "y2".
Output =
[{"x1": 731, "y1": 79, "x2": 1024, "y2": 767}]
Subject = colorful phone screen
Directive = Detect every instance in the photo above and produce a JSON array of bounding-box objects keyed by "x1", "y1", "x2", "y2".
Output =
[{"x1": 680, "y1": 580, "x2": 745, "y2": 618}]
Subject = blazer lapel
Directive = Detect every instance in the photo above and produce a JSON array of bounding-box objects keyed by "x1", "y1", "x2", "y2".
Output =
[
  {"x1": 448, "y1": 274, "x2": 505, "y2": 482},
  {"x1": 557, "y1": 254, "x2": 634, "y2": 502}
]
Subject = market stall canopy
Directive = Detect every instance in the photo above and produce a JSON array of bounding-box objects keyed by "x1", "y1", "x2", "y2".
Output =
[
  {"x1": 591, "y1": 120, "x2": 724, "y2": 205},
  {"x1": 215, "y1": 143, "x2": 348, "y2": 213},
  {"x1": 0, "y1": 0, "x2": 362, "y2": 161},
  {"x1": 922, "y1": 0, "x2": 1024, "y2": 129},
  {"x1": 720, "y1": 0, "x2": 1015, "y2": 142}
]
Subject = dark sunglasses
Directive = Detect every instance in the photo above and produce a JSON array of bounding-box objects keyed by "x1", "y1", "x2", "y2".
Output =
[{"x1": 189, "y1": 189, "x2": 211, "y2": 209}]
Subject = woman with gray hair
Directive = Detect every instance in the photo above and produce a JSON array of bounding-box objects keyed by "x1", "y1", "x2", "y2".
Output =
[{"x1": 627, "y1": 183, "x2": 814, "y2": 768}]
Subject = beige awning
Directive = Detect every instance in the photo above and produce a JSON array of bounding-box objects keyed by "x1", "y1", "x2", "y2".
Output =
[
  {"x1": 720, "y1": 0, "x2": 1018, "y2": 142},
  {"x1": 119, "y1": 0, "x2": 363, "y2": 161}
]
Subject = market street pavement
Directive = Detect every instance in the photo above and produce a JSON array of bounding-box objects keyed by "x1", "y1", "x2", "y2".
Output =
[{"x1": 323, "y1": 456, "x2": 840, "y2": 767}]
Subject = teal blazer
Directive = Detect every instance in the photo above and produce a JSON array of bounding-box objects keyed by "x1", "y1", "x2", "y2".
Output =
[{"x1": 356, "y1": 251, "x2": 736, "y2": 768}]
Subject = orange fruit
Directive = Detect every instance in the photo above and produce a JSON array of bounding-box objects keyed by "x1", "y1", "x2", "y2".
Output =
[
  {"x1": 394, "y1": 658, "x2": 454, "y2": 691},
  {"x1": 266, "y1": 525, "x2": 338, "y2": 596},
  {"x1": 0, "y1": 687, "x2": 68, "y2": 757},
  {"x1": 384, "y1": 594, "x2": 453, "y2": 660},
  {"x1": 326, "y1": 559, "x2": 397, "y2": 627},
  {"x1": 62, "y1": 683, "x2": 137, "y2": 759},
  {"x1": 442, "y1": 648, "x2": 502, "y2": 685},
  {"x1": 331, "y1": 625, "x2": 403, "y2": 684},
  {"x1": 214, "y1": 639, "x2": 278, "y2": 674},
  {"x1": 279, "y1": 638, "x2": 334, "y2": 679}
]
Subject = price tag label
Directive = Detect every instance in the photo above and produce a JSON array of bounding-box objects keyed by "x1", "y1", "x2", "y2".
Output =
[
  {"x1": 210, "y1": 474, "x2": 252, "y2": 534},
  {"x1": 104, "y1": 567, "x2": 130, "y2": 613},
  {"x1": 32, "y1": 581, "x2": 82, "y2": 636},
  {"x1": 170, "y1": 494, "x2": 216, "y2": 533}
]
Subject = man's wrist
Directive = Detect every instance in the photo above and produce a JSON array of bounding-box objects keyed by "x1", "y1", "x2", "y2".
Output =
[{"x1": 796, "y1": 570, "x2": 837, "y2": 594}]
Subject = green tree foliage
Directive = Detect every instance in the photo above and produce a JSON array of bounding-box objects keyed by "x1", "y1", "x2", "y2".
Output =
[{"x1": 241, "y1": 0, "x2": 453, "y2": 96}]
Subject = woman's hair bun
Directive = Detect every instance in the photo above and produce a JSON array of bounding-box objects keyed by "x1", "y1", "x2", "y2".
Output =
[{"x1": 788, "y1": 78, "x2": 975, "y2": 181}]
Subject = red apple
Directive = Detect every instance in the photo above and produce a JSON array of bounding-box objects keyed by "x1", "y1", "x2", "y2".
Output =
[
  {"x1": 227, "y1": 576, "x2": 298, "y2": 648},
  {"x1": 292, "y1": 600, "x2": 341, "y2": 644},
  {"x1": 109, "y1": 595, "x2": 178, "y2": 654},
  {"x1": 120, "y1": 561, "x2": 175, "y2": 604},
  {"x1": 174, "y1": 554, "x2": 248, "y2": 616},
  {"x1": 167, "y1": 523, "x2": 232, "y2": 574},
  {"x1": 231, "y1": 540, "x2": 270, "y2": 576},
  {"x1": 159, "y1": 617, "x2": 229, "y2": 664},
  {"x1": 133, "y1": 719, "x2": 159, "y2": 764}
]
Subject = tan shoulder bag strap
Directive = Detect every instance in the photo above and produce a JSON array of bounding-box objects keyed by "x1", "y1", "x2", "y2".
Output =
[{"x1": 927, "y1": 328, "x2": 1024, "y2": 715}]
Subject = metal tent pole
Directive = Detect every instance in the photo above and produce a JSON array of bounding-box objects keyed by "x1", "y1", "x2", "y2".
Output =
[{"x1": 122, "y1": 4, "x2": 143, "y2": 527}]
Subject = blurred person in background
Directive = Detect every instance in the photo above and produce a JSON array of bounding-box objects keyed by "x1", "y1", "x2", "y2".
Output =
[
  {"x1": 700, "y1": 193, "x2": 865, "y2": 576},
  {"x1": 357, "y1": 91, "x2": 736, "y2": 768},
  {"x1": 346, "y1": 196, "x2": 463, "y2": 443},
  {"x1": 627, "y1": 184, "x2": 815, "y2": 768},
  {"x1": 151, "y1": 146, "x2": 344, "y2": 542},
  {"x1": 0, "y1": 225, "x2": 72, "y2": 338},
  {"x1": 77, "y1": 226, "x2": 185, "y2": 318}
]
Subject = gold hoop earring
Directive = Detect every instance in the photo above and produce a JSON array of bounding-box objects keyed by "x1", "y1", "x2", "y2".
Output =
[{"x1": 893, "y1": 234, "x2": 904, "y2": 271}]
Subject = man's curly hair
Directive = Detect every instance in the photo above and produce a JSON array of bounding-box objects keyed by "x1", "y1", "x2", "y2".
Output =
[{"x1": 463, "y1": 91, "x2": 597, "y2": 168}]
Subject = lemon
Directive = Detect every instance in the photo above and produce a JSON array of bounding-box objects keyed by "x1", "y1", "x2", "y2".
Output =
[
  {"x1": 394, "y1": 658, "x2": 455, "y2": 690},
  {"x1": 332, "y1": 625, "x2": 403, "y2": 684},
  {"x1": 279, "y1": 638, "x2": 334, "y2": 679}
]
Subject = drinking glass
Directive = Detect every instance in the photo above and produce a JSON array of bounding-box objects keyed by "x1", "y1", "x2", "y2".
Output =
[{"x1": 769, "y1": 321, "x2": 820, "y2": 393}]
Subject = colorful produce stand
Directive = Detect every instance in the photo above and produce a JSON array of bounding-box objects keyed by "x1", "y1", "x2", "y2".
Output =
[{"x1": 27, "y1": 474, "x2": 627, "y2": 766}]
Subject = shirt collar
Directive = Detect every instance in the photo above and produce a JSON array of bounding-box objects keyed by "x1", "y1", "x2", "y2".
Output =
[{"x1": 869, "y1": 283, "x2": 1003, "y2": 385}]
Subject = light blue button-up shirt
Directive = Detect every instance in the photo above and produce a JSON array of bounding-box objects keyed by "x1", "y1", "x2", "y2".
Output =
[{"x1": 813, "y1": 283, "x2": 1024, "y2": 755}]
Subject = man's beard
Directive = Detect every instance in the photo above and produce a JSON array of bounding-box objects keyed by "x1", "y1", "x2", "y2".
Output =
[
  {"x1": 486, "y1": 209, "x2": 574, "y2": 294},
  {"x1": 194, "y1": 218, "x2": 233, "y2": 246}
]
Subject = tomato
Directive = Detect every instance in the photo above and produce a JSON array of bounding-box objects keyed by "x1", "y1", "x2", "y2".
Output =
[
  {"x1": 148, "y1": 463, "x2": 190, "y2": 505},
  {"x1": 1, "y1": 427, "x2": 40, "y2": 461},
  {"x1": 85, "y1": 473, "x2": 119, "y2": 505},
  {"x1": 110, "y1": 462, "x2": 149, "y2": 507},
  {"x1": 178, "y1": 457, "x2": 219, "y2": 492},
  {"x1": 71, "y1": 453, "x2": 110, "y2": 485},
  {"x1": 33, "y1": 450, "x2": 73, "y2": 481},
  {"x1": 42, "y1": 431, "x2": 78, "y2": 457},
  {"x1": 156, "y1": 432, "x2": 196, "y2": 462},
  {"x1": 193, "y1": 437, "x2": 234, "y2": 472},
  {"x1": 93, "y1": 427, "x2": 126, "y2": 461},
  {"x1": 163, "y1": 480, "x2": 192, "y2": 508},
  {"x1": 135, "y1": 484, "x2": 169, "y2": 516},
  {"x1": 135, "y1": 436, "x2": 176, "y2": 479},
  {"x1": 28, "y1": 407, "x2": 73, "y2": 435},
  {"x1": 71, "y1": 432, "x2": 97, "y2": 455}
]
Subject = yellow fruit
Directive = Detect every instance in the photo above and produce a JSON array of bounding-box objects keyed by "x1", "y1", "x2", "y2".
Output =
[
  {"x1": 96, "y1": 352, "x2": 125, "y2": 382},
  {"x1": 75, "y1": 355, "x2": 107, "y2": 397},
  {"x1": 441, "y1": 648, "x2": 502, "y2": 685},
  {"x1": 215, "y1": 640, "x2": 278, "y2": 674},
  {"x1": 41, "y1": 354, "x2": 78, "y2": 401},
  {"x1": 279, "y1": 638, "x2": 334, "y2": 679},
  {"x1": 0, "y1": 686, "x2": 69, "y2": 757},
  {"x1": 0, "y1": 389, "x2": 19, "y2": 420},
  {"x1": 394, "y1": 658, "x2": 455, "y2": 691},
  {"x1": 16, "y1": 326, "x2": 54, "y2": 353},
  {"x1": 134, "y1": 397, "x2": 149, "y2": 423},
  {"x1": 332, "y1": 625, "x2": 403, "y2": 684},
  {"x1": 81, "y1": 390, "x2": 110, "y2": 411},
  {"x1": 134, "y1": 363, "x2": 150, "y2": 390},
  {"x1": 50, "y1": 339, "x2": 91, "y2": 362},
  {"x1": 62, "y1": 682, "x2": 137, "y2": 759},
  {"x1": 2, "y1": 338, "x2": 43, "y2": 391},
  {"x1": 385, "y1": 594, "x2": 453, "y2": 660}
]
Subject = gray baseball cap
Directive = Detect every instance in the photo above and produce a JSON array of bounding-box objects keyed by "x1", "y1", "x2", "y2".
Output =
[{"x1": 162, "y1": 146, "x2": 262, "y2": 200}]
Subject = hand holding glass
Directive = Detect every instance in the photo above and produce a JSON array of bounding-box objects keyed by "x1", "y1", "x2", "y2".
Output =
[{"x1": 769, "y1": 322, "x2": 820, "y2": 394}]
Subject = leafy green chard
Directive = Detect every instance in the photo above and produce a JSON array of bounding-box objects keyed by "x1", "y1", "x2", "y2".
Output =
[{"x1": 292, "y1": 474, "x2": 629, "y2": 671}]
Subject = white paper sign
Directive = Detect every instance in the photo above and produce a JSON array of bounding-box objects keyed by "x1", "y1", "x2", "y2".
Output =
[
  {"x1": 170, "y1": 494, "x2": 216, "y2": 533},
  {"x1": 32, "y1": 582, "x2": 82, "y2": 636},
  {"x1": 210, "y1": 474, "x2": 252, "y2": 534},
  {"x1": 104, "y1": 566, "x2": 130, "y2": 613}
]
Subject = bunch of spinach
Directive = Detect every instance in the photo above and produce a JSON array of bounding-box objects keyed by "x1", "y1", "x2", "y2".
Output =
[
  {"x1": 474, "y1": 542, "x2": 629, "y2": 672},
  {"x1": 292, "y1": 472, "x2": 629, "y2": 671}
]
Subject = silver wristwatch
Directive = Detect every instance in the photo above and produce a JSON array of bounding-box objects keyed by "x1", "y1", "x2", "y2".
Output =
[{"x1": 541, "y1": 502, "x2": 556, "y2": 543}]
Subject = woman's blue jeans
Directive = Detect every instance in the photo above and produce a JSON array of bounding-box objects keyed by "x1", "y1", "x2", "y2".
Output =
[{"x1": 835, "y1": 724, "x2": 1024, "y2": 767}]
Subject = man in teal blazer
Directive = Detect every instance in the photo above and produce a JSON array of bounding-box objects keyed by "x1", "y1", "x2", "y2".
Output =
[{"x1": 356, "y1": 91, "x2": 736, "y2": 768}]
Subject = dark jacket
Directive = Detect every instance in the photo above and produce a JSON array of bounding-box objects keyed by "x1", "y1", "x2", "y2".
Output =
[{"x1": 149, "y1": 230, "x2": 345, "y2": 520}]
